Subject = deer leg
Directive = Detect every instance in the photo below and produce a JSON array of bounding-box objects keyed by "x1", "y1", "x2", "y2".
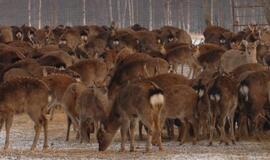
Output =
[
  {"x1": 4, "y1": 115, "x2": 13, "y2": 150},
  {"x1": 66, "y1": 116, "x2": 72, "y2": 141},
  {"x1": 129, "y1": 119, "x2": 137, "y2": 152},
  {"x1": 139, "y1": 121, "x2": 144, "y2": 140},
  {"x1": 209, "y1": 114, "x2": 216, "y2": 146},
  {"x1": 49, "y1": 106, "x2": 54, "y2": 121},
  {"x1": 120, "y1": 119, "x2": 130, "y2": 152},
  {"x1": 31, "y1": 123, "x2": 41, "y2": 150},
  {"x1": 254, "y1": 116, "x2": 262, "y2": 141},
  {"x1": 42, "y1": 114, "x2": 48, "y2": 149},
  {"x1": 219, "y1": 115, "x2": 229, "y2": 145},
  {"x1": 166, "y1": 119, "x2": 174, "y2": 140},
  {"x1": 191, "y1": 120, "x2": 199, "y2": 145},
  {"x1": 146, "y1": 124, "x2": 153, "y2": 152},
  {"x1": 153, "y1": 113, "x2": 163, "y2": 151},
  {"x1": 0, "y1": 118, "x2": 4, "y2": 132},
  {"x1": 179, "y1": 120, "x2": 188, "y2": 145},
  {"x1": 229, "y1": 114, "x2": 236, "y2": 144},
  {"x1": 177, "y1": 125, "x2": 183, "y2": 141}
]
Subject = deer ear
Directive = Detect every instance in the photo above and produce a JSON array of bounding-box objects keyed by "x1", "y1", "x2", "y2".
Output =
[{"x1": 241, "y1": 40, "x2": 248, "y2": 47}]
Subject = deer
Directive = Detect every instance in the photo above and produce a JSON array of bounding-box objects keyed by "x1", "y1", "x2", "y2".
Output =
[
  {"x1": 143, "y1": 73, "x2": 192, "y2": 140},
  {"x1": 42, "y1": 73, "x2": 78, "y2": 120},
  {"x1": 76, "y1": 85, "x2": 110, "y2": 143},
  {"x1": 97, "y1": 80, "x2": 165, "y2": 152},
  {"x1": 207, "y1": 73, "x2": 238, "y2": 145},
  {"x1": 0, "y1": 77, "x2": 51, "y2": 150},
  {"x1": 238, "y1": 70, "x2": 270, "y2": 141},
  {"x1": 61, "y1": 82, "x2": 87, "y2": 141},
  {"x1": 68, "y1": 59, "x2": 108, "y2": 87},
  {"x1": 220, "y1": 40, "x2": 259, "y2": 73}
]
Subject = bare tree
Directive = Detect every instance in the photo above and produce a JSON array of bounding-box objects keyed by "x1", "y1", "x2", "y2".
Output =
[
  {"x1": 108, "y1": 0, "x2": 113, "y2": 23},
  {"x1": 149, "y1": 0, "x2": 153, "y2": 30},
  {"x1": 203, "y1": 0, "x2": 212, "y2": 26},
  {"x1": 38, "y1": 0, "x2": 42, "y2": 28},
  {"x1": 261, "y1": 0, "x2": 270, "y2": 24},
  {"x1": 82, "y1": 0, "x2": 86, "y2": 25},
  {"x1": 28, "y1": 0, "x2": 31, "y2": 26},
  {"x1": 117, "y1": 0, "x2": 121, "y2": 27},
  {"x1": 187, "y1": 0, "x2": 190, "y2": 31}
]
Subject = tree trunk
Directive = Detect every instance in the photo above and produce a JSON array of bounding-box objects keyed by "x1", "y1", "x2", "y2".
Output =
[
  {"x1": 38, "y1": 0, "x2": 42, "y2": 29},
  {"x1": 262, "y1": 0, "x2": 270, "y2": 24},
  {"x1": 82, "y1": 0, "x2": 86, "y2": 25},
  {"x1": 108, "y1": 0, "x2": 113, "y2": 23},
  {"x1": 28, "y1": 0, "x2": 31, "y2": 26},
  {"x1": 203, "y1": 0, "x2": 212, "y2": 26},
  {"x1": 149, "y1": 0, "x2": 153, "y2": 30}
]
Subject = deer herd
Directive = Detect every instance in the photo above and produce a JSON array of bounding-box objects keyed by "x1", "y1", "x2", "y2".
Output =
[{"x1": 0, "y1": 23, "x2": 269, "y2": 152}]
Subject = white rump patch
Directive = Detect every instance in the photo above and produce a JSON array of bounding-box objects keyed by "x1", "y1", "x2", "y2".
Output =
[
  {"x1": 210, "y1": 94, "x2": 215, "y2": 101},
  {"x1": 75, "y1": 78, "x2": 81, "y2": 82},
  {"x1": 239, "y1": 85, "x2": 249, "y2": 101},
  {"x1": 240, "y1": 85, "x2": 249, "y2": 95},
  {"x1": 215, "y1": 94, "x2": 221, "y2": 101},
  {"x1": 198, "y1": 89, "x2": 204, "y2": 98},
  {"x1": 150, "y1": 93, "x2": 164, "y2": 107},
  {"x1": 48, "y1": 95, "x2": 52, "y2": 103}
]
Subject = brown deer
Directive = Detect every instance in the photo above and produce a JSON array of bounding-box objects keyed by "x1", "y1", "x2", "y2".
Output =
[
  {"x1": 68, "y1": 59, "x2": 108, "y2": 87},
  {"x1": 166, "y1": 44, "x2": 202, "y2": 79},
  {"x1": 42, "y1": 73, "x2": 78, "y2": 120},
  {"x1": 159, "y1": 84, "x2": 200, "y2": 145},
  {"x1": 77, "y1": 85, "x2": 110, "y2": 143},
  {"x1": 97, "y1": 80, "x2": 165, "y2": 152},
  {"x1": 61, "y1": 82, "x2": 87, "y2": 141},
  {"x1": 207, "y1": 73, "x2": 238, "y2": 145},
  {"x1": 145, "y1": 73, "x2": 192, "y2": 140},
  {"x1": 108, "y1": 54, "x2": 169, "y2": 99},
  {"x1": 0, "y1": 77, "x2": 51, "y2": 150},
  {"x1": 238, "y1": 70, "x2": 270, "y2": 141}
]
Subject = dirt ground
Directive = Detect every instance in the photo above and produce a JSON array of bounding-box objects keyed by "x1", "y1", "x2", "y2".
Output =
[{"x1": 0, "y1": 110, "x2": 269, "y2": 160}]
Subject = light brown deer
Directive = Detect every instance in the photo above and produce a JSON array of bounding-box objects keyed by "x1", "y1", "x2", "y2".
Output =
[
  {"x1": 0, "y1": 77, "x2": 51, "y2": 150},
  {"x1": 221, "y1": 40, "x2": 259, "y2": 73},
  {"x1": 61, "y1": 82, "x2": 87, "y2": 141}
]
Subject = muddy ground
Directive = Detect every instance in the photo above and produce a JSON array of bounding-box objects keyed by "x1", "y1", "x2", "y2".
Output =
[{"x1": 0, "y1": 110, "x2": 269, "y2": 160}]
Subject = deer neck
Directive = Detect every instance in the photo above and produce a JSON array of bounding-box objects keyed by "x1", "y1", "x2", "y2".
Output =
[{"x1": 104, "y1": 114, "x2": 121, "y2": 134}]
